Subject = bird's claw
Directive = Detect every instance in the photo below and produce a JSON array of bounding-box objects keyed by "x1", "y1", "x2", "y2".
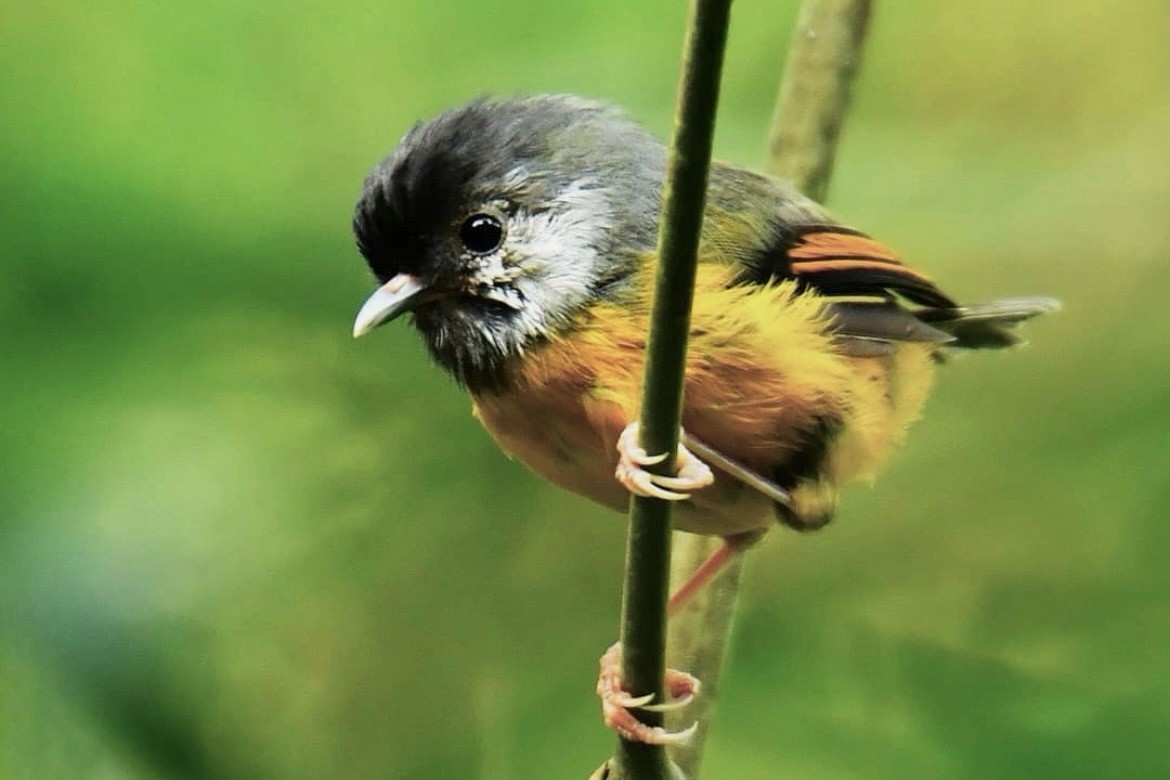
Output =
[
  {"x1": 615, "y1": 422, "x2": 715, "y2": 501},
  {"x1": 597, "y1": 642, "x2": 700, "y2": 746}
]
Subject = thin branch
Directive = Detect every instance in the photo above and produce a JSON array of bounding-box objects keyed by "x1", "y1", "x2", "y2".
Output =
[
  {"x1": 605, "y1": 0, "x2": 733, "y2": 778},
  {"x1": 662, "y1": 536, "x2": 743, "y2": 777},
  {"x1": 767, "y1": 0, "x2": 872, "y2": 200},
  {"x1": 665, "y1": 1, "x2": 873, "y2": 777}
]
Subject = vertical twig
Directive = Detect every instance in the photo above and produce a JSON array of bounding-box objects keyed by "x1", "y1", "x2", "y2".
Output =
[
  {"x1": 604, "y1": 0, "x2": 734, "y2": 778},
  {"x1": 662, "y1": 537, "x2": 743, "y2": 776},
  {"x1": 664, "y1": 1, "x2": 873, "y2": 778},
  {"x1": 768, "y1": 0, "x2": 872, "y2": 199}
]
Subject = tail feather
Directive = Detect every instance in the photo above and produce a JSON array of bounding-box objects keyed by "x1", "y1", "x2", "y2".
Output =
[{"x1": 917, "y1": 296, "x2": 1060, "y2": 350}]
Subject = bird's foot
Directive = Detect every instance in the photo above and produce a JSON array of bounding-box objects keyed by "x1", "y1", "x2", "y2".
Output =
[
  {"x1": 596, "y1": 642, "x2": 699, "y2": 746},
  {"x1": 615, "y1": 422, "x2": 715, "y2": 501}
]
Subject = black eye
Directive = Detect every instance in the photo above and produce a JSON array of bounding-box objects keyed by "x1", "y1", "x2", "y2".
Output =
[{"x1": 459, "y1": 213, "x2": 505, "y2": 255}]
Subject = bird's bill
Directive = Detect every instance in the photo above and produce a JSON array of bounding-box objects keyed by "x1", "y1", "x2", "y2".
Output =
[{"x1": 352, "y1": 274, "x2": 429, "y2": 338}]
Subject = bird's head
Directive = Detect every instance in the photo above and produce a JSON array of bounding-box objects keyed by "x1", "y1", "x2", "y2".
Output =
[{"x1": 352, "y1": 95, "x2": 665, "y2": 391}]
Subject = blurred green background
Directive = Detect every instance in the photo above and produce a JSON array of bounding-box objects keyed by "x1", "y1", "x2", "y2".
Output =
[{"x1": 2, "y1": 1, "x2": 1168, "y2": 777}]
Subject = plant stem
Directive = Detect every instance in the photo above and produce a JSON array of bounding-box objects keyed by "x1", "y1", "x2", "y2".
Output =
[
  {"x1": 665, "y1": 1, "x2": 873, "y2": 777},
  {"x1": 767, "y1": 0, "x2": 872, "y2": 200},
  {"x1": 663, "y1": 535, "x2": 743, "y2": 777},
  {"x1": 606, "y1": 0, "x2": 733, "y2": 778}
]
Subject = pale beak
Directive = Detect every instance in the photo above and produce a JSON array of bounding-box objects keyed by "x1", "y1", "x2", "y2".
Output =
[{"x1": 352, "y1": 274, "x2": 430, "y2": 338}]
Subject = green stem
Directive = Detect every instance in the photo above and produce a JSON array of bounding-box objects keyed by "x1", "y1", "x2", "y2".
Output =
[
  {"x1": 603, "y1": 2, "x2": 874, "y2": 778},
  {"x1": 666, "y1": 1, "x2": 874, "y2": 777},
  {"x1": 608, "y1": 0, "x2": 733, "y2": 778},
  {"x1": 767, "y1": 0, "x2": 872, "y2": 200},
  {"x1": 663, "y1": 535, "x2": 743, "y2": 777}
]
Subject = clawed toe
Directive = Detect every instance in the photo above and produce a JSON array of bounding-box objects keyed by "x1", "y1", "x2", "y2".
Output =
[
  {"x1": 615, "y1": 422, "x2": 715, "y2": 501},
  {"x1": 617, "y1": 462, "x2": 695, "y2": 501},
  {"x1": 606, "y1": 690, "x2": 656, "y2": 709},
  {"x1": 625, "y1": 446, "x2": 670, "y2": 467},
  {"x1": 597, "y1": 642, "x2": 700, "y2": 746},
  {"x1": 614, "y1": 719, "x2": 699, "y2": 747},
  {"x1": 641, "y1": 668, "x2": 701, "y2": 711}
]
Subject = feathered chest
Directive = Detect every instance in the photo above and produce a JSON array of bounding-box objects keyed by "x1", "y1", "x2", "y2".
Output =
[{"x1": 471, "y1": 271, "x2": 858, "y2": 518}]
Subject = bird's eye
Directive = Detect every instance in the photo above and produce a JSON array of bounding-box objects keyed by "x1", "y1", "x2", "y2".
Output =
[{"x1": 459, "y1": 213, "x2": 505, "y2": 255}]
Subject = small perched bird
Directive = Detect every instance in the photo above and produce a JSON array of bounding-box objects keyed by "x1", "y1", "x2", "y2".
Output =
[{"x1": 351, "y1": 94, "x2": 1057, "y2": 744}]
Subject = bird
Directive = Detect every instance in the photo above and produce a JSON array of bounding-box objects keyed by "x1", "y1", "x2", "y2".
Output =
[{"x1": 349, "y1": 94, "x2": 1058, "y2": 745}]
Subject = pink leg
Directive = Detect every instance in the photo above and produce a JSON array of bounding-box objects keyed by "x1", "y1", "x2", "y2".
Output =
[
  {"x1": 604, "y1": 424, "x2": 766, "y2": 746},
  {"x1": 668, "y1": 537, "x2": 739, "y2": 616}
]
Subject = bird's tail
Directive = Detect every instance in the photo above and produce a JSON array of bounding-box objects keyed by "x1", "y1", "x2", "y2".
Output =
[{"x1": 917, "y1": 296, "x2": 1060, "y2": 350}]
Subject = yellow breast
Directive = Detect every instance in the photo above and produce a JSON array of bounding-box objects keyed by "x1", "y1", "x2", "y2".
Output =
[{"x1": 472, "y1": 265, "x2": 937, "y2": 535}]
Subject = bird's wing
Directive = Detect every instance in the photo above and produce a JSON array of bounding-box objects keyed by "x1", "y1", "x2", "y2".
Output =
[
  {"x1": 780, "y1": 227, "x2": 1059, "y2": 351},
  {"x1": 780, "y1": 225, "x2": 957, "y2": 308},
  {"x1": 736, "y1": 224, "x2": 959, "y2": 350},
  {"x1": 916, "y1": 297, "x2": 1062, "y2": 348},
  {"x1": 826, "y1": 300, "x2": 956, "y2": 356}
]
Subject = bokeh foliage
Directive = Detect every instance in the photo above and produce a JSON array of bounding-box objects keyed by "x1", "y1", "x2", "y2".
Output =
[{"x1": 3, "y1": 1, "x2": 1168, "y2": 778}]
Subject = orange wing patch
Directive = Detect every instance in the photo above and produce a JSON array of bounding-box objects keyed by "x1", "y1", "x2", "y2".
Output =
[
  {"x1": 788, "y1": 231, "x2": 901, "y2": 263},
  {"x1": 784, "y1": 228, "x2": 956, "y2": 309}
]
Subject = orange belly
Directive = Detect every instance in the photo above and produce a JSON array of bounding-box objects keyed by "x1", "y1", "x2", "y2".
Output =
[{"x1": 472, "y1": 269, "x2": 936, "y2": 535}]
